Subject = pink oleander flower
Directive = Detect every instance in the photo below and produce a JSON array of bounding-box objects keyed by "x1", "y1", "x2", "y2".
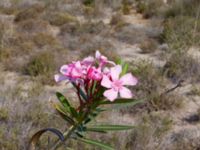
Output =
[
  {"x1": 55, "y1": 61, "x2": 86, "y2": 82},
  {"x1": 95, "y1": 50, "x2": 115, "y2": 66},
  {"x1": 87, "y1": 67, "x2": 102, "y2": 81},
  {"x1": 101, "y1": 65, "x2": 138, "y2": 101}
]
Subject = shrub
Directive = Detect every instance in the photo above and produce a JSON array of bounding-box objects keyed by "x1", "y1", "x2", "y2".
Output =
[
  {"x1": 139, "y1": 39, "x2": 158, "y2": 54},
  {"x1": 24, "y1": 52, "x2": 55, "y2": 80},
  {"x1": 46, "y1": 12, "x2": 78, "y2": 26},
  {"x1": 161, "y1": 16, "x2": 200, "y2": 50},
  {"x1": 163, "y1": 52, "x2": 200, "y2": 82},
  {"x1": 83, "y1": 0, "x2": 95, "y2": 6},
  {"x1": 122, "y1": 0, "x2": 131, "y2": 15},
  {"x1": 14, "y1": 4, "x2": 45, "y2": 22},
  {"x1": 121, "y1": 60, "x2": 182, "y2": 113},
  {"x1": 136, "y1": 0, "x2": 165, "y2": 18},
  {"x1": 0, "y1": 107, "x2": 9, "y2": 121},
  {"x1": 32, "y1": 33, "x2": 57, "y2": 48},
  {"x1": 164, "y1": 0, "x2": 200, "y2": 18}
]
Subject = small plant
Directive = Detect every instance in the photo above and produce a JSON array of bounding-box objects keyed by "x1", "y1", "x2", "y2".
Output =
[
  {"x1": 24, "y1": 52, "x2": 55, "y2": 84},
  {"x1": 0, "y1": 107, "x2": 9, "y2": 121},
  {"x1": 46, "y1": 12, "x2": 78, "y2": 26},
  {"x1": 136, "y1": 0, "x2": 164, "y2": 18},
  {"x1": 122, "y1": 0, "x2": 131, "y2": 15},
  {"x1": 163, "y1": 52, "x2": 200, "y2": 82},
  {"x1": 29, "y1": 51, "x2": 141, "y2": 149},
  {"x1": 33, "y1": 33, "x2": 57, "y2": 48},
  {"x1": 139, "y1": 39, "x2": 158, "y2": 54}
]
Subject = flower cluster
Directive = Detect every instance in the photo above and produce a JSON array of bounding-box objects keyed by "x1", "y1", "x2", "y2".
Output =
[{"x1": 55, "y1": 51, "x2": 138, "y2": 101}]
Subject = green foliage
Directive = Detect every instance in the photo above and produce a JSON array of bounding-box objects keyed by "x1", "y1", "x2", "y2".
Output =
[
  {"x1": 77, "y1": 137, "x2": 114, "y2": 150},
  {"x1": 24, "y1": 52, "x2": 55, "y2": 77},
  {"x1": 83, "y1": 0, "x2": 95, "y2": 6},
  {"x1": 0, "y1": 108, "x2": 9, "y2": 121}
]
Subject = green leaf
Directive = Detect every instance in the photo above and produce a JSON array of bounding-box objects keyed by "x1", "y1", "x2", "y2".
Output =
[
  {"x1": 56, "y1": 92, "x2": 78, "y2": 119},
  {"x1": 87, "y1": 125, "x2": 135, "y2": 131},
  {"x1": 77, "y1": 138, "x2": 114, "y2": 150},
  {"x1": 116, "y1": 58, "x2": 122, "y2": 65},
  {"x1": 28, "y1": 128, "x2": 64, "y2": 150},
  {"x1": 71, "y1": 83, "x2": 88, "y2": 101},
  {"x1": 92, "y1": 81, "x2": 97, "y2": 94},
  {"x1": 101, "y1": 98, "x2": 142, "y2": 105},
  {"x1": 121, "y1": 63, "x2": 129, "y2": 76},
  {"x1": 54, "y1": 104, "x2": 75, "y2": 125}
]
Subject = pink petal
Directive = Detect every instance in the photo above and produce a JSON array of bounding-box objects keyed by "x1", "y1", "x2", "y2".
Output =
[
  {"x1": 60, "y1": 65, "x2": 68, "y2": 75},
  {"x1": 103, "y1": 89, "x2": 118, "y2": 101},
  {"x1": 111, "y1": 65, "x2": 122, "y2": 80},
  {"x1": 107, "y1": 60, "x2": 116, "y2": 65},
  {"x1": 54, "y1": 74, "x2": 68, "y2": 82},
  {"x1": 120, "y1": 73, "x2": 138, "y2": 86},
  {"x1": 119, "y1": 87, "x2": 132, "y2": 98},
  {"x1": 101, "y1": 75, "x2": 112, "y2": 88},
  {"x1": 95, "y1": 50, "x2": 101, "y2": 59},
  {"x1": 82, "y1": 56, "x2": 94, "y2": 65}
]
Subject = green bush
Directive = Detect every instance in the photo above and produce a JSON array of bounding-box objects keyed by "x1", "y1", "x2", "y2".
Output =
[
  {"x1": 24, "y1": 52, "x2": 55, "y2": 77},
  {"x1": 83, "y1": 0, "x2": 95, "y2": 6}
]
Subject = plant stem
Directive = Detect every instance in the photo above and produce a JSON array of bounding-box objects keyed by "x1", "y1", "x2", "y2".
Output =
[{"x1": 50, "y1": 125, "x2": 76, "y2": 150}]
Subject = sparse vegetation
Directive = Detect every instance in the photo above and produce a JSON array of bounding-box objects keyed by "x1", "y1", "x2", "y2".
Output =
[
  {"x1": 24, "y1": 52, "x2": 55, "y2": 84},
  {"x1": 136, "y1": 0, "x2": 165, "y2": 18},
  {"x1": 45, "y1": 12, "x2": 78, "y2": 26},
  {"x1": 14, "y1": 4, "x2": 45, "y2": 22},
  {"x1": 0, "y1": 0, "x2": 199, "y2": 149},
  {"x1": 163, "y1": 52, "x2": 200, "y2": 82}
]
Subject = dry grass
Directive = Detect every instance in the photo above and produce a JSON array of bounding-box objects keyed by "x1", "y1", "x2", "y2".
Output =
[
  {"x1": 14, "y1": 4, "x2": 45, "y2": 22},
  {"x1": 45, "y1": 12, "x2": 78, "y2": 26},
  {"x1": 163, "y1": 52, "x2": 200, "y2": 83},
  {"x1": 136, "y1": 0, "x2": 165, "y2": 18}
]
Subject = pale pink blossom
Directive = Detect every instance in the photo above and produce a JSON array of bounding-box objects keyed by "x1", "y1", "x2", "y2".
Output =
[
  {"x1": 82, "y1": 56, "x2": 95, "y2": 66},
  {"x1": 95, "y1": 50, "x2": 115, "y2": 66},
  {"x1": 101, "y1": 65, "x2": 138, "y2": 101}
]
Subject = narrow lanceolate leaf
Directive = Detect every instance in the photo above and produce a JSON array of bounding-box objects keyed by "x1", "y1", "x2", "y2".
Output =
[
  {"x1": 28, "y1": 128, "x2": 64, "y2": 150},
  {"x1": 56, "y1": 92, "x2": 78, "y2": 119},
  {"x1": 77, "y1": 138, "x2": 114, "y2": 150},
  {"x1": 121, "y1": 63, "x2": 129, "y2": 76},
  {"x1": 54, "y1": 104, "x2": 75, "y2": 125},
  {"x1": 101, "y1": 98, "x2": 143, "y2": 105},
  {"x1": 87, "y1": 125, "x2": 135, "y2": 131}
]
